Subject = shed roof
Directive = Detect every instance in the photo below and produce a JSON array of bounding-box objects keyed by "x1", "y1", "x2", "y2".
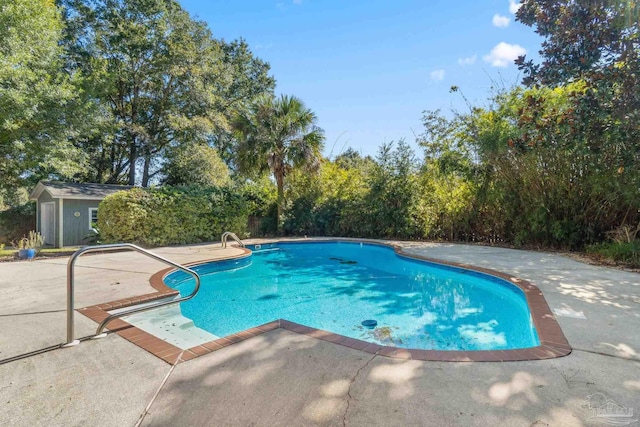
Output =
[{"x1": 29, "y1": 181, "x2": 134, "y2": 201}]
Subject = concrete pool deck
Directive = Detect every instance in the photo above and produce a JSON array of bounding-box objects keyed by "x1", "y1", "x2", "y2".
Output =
[{"x1": 1, "y1": 240, "x2": 638, "y2": 426}]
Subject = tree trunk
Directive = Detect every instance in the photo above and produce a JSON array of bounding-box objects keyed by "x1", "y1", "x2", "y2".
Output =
[
  {"x1": 95, "y1": 140, "x2": 107, "y2": 183},
  {"x1": 128, "y1": 136, "x2": 137, "y2": 185},
  {"x1": 129, "y1": 81, "x2": 140, "y2": 186},
  {"x1": 109, "y1": 142, "x2": 117, "y2": 180},
  {"x1": 275, "y1": 170, "x2": 285, "y2": 235},
  {"x1": 142, "y1": 152, "x2": 151, "y2": 187}
]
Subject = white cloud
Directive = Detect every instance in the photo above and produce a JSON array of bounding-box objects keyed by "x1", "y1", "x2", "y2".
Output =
[
  {"x1": 430, "y1": 69, "x2": 445, "y2": 81},
  {"x1": 457, "y1": 55, "x2": 477, "y2": 66},
  {"x1": 509, "y1": 0, "x2": 521, "y2": 14},
  {"x1": 254, "y1": 43, "x2": 274, "y2": 50},
  {"x1": 492, "y1": 14, "x2": 510, "y2": 28},
  {"x1": 483, "y1": 42, "x2": 526, "y2": 67}
]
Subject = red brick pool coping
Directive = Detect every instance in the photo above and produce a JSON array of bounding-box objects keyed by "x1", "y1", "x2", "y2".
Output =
[{"x1": 79, "y1": 240, "x2": 571, "y2": 365}]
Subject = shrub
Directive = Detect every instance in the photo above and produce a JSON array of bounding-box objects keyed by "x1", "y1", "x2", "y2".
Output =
[
  {"x1": 163, "y1": 144, "x2": 231, "y2": 187},
  {"x1": 586, "y1": 241, "x2": 640, "y2": 268},
  {"x1": 284, "y1": 160, "x2": 369, "y2": 237},
  {"x1": 99, "y1": 186, "x2": 249, "y2": 246},
  {"x1": 236, "y1": 176, "x2": 277, "y2": 236},
  {"x1": 415, "y1": 170, "x2": 475, "y2": 241},
  {"x1": 0, "y1": 203, "x2": 36, "y2": 245}
]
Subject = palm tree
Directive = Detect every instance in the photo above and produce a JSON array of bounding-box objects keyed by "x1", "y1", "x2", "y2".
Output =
[{"x1": 234, "y1": 95, "x2": 325, "y2": 233}]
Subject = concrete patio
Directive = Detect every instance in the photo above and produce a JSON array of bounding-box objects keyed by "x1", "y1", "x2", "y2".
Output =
[{"x1": 1, "y1": 240, "x2": 638, "y2": 426}]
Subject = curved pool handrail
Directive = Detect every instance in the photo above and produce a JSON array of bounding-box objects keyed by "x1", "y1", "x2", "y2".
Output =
[
  {"x1": 65, "y1": 243, "x2": 201, "y2": 346},
  {"x1": 221, "y1": 231, "x2": 244, "y2": 248}
]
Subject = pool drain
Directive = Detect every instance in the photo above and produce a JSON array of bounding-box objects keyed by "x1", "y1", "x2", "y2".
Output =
[{"x1": 361, "y1": 319, "x2": 377, "y2": 329}]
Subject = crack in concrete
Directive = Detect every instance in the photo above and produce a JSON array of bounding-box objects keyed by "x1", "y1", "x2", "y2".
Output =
[
  {"x1": 572, "y1": 347, "x2": 640, "y2": 363},
  {"x1": 342, "y1": 353, "x2": 377, "y2": 427},
  {"x1": 70, "y1": 264, "x2": 154, "y2": 275},
  {"x1": 134, "y1": 351, "x2": 184, "y2": 427},
  {"x1": 553, "y1": 366, "x2": 581, "y2": 389},
  {"x1": 33, "y1": 260, "x2": 153, "y2": 275},
  {"x1": 0, "y1": 309, "x2": 66, "y2": 317}
]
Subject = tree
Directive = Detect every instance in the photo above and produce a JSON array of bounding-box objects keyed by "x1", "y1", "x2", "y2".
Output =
[
  {"x1": 418, "y1": 109, "x2": 476, "y2": 177},
  {"x1": 0, "y1": 0, "x2": 81, "y2": 202},
  {"x1": 516, "y1": 0, "x2": 639, "y2": 87},
  {"x1": 515, "y1": 0, "x2": 640, "y2": 241},
  {"x1": 284, "y1": 159, "x2": 371, "y2": 237},
  {"x1": 59, "y1": 0, "x2": 275, "y2": 186},
  {"x1": 163, "y1": 144, "x2": 231, "y2": 187},
  {"x1": 515, "y1": 0, "x2": 639, "y2": 171},
  {"x1": 333, "y1": 147, "x2": 375, "y2": 170},
  {"x1": 233, "y1": 95, "x2": 325, "y2": 233},
  {"x1": 212, "y1": 39, "x2": 277, "y2": 165},
  {"x1": 365, "y1": 141, "x2": 419, "y2": 238}
]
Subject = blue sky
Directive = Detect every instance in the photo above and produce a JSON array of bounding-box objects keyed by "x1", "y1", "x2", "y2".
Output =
[{"x1": 180, "y1": 0, "x2": 543, "y2": 157}]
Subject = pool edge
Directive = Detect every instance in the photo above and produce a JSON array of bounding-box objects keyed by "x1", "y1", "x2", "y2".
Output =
[{"x1": 79, "y1": 240, "x2": 571, "y2": 364}]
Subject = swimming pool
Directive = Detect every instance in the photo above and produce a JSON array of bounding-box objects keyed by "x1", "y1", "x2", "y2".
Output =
[{"x1": 164, "y1": 241, "x2": 540, "y2": 351}]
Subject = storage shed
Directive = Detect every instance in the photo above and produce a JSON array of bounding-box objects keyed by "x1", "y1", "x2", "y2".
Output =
[{"x1": 29, "y1": 181, "x2": 133, "y2": 248}]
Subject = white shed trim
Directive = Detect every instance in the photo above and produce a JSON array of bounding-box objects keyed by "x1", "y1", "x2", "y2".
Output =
[{"x1": 59, "y1": 198, "x2": 64, "y2": 248}]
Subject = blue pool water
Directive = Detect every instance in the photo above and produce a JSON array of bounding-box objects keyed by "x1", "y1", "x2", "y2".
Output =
[{"x1": 167, "y1": 242, "x2": 540, "y2": 351}]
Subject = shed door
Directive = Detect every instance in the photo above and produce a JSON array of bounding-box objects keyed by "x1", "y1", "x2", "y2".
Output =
[{"x1": 41, "y1": 202, "x2": 55, "y2": 246}]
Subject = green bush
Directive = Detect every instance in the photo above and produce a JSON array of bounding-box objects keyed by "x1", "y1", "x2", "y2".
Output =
[
  {"x1": 415, "y1": 170, "x2": 475, "y2": 241},
  {"x1": 0, "y1": 203, "x2": 36, "y2": 245},
  {"x1": 99, "y1": 186, "x2": 249, "y2": 246},
  {"x1": 586, "y1": 241, "x2": 640, "y2": 268},
  {"x1": 236, "y1": 176, "x2": 278, "y2": 235},
  {"x1": 284, "y1": 160, "x2": 369, "y2": 237},
  {"x1": 163, "y1": 144, "x2": 231, "y2": 187}
]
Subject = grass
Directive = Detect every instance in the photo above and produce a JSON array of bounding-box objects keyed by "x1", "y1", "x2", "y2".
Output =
[
  {"x1": 586, "y1": 241, "x2": 640, "y2": 268},
  {"x1": 0, "y1": 246, "x2": 81, "y2": 258}
]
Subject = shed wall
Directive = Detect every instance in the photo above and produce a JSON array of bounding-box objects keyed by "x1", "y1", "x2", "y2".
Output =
[{"x1": 63, "y1": 199, "x2": 100, "y2": 246}]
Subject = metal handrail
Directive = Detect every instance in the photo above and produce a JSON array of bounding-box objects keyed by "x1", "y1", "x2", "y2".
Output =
[
  {"x1": 221, "y1": 231, "x2": 244, "y2": 248},
  {"x1": 65, "y1": 243, "x2": 201, "y2": 346}
]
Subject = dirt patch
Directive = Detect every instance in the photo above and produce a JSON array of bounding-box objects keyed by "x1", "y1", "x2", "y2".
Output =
[{"x1": 560, "y1": 251, "x2": 640, "y2": 273}]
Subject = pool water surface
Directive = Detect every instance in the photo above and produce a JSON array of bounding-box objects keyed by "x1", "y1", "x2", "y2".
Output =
[{"x1": 166, "y1": 242, "x2": 540, "y2": 351}]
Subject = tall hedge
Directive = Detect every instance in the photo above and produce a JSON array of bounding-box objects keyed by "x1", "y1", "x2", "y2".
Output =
[
  {"x1": 98, "y1": 186, "x2": 249, "y2": 246},
  {"x1": 0, "y1": 203, "x2": 36, "y2": 245}
]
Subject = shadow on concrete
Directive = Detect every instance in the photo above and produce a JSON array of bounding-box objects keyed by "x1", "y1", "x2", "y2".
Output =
[{"x1": 140, "y1": 329, "x2": 640, "y2": 427}]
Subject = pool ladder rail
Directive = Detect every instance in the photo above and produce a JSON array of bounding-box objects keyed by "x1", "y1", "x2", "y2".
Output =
[
  {"x1": 64, "y1": 243, "x2": 201, "y2": 347},
  {"x1": 221, "y1": 231, "x2": 244, "y2": 248}
]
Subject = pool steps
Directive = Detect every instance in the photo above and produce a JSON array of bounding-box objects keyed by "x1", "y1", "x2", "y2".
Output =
[{"x1": 119, "y1": 303, "x2": 219, "y2": 350}]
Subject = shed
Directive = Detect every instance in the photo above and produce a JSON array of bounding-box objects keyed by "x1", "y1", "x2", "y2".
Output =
[{"x1": 29, "y1": 181, "x2": 133, "y2": 248}]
